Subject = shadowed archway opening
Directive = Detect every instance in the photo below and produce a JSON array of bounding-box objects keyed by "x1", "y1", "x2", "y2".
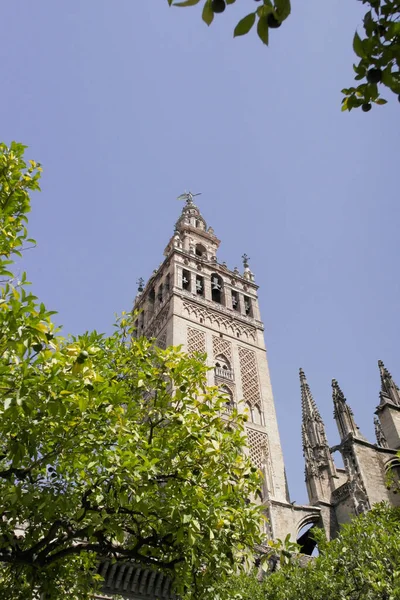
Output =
[{"x1": 297, "y1": 516, "x2": 321, "y2": 556}]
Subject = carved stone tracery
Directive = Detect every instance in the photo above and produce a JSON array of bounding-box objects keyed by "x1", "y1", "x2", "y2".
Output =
[
  {"x1": 238, "y1": 346, "x2": 261, "y2": 407},
  {"x1": 187, "y1": 327, "x2": 206, "y2": 356},
  {"x1": 145, "y1": 302, "x2": 170, "y2": 339},
  {"x1": 212, "y1": 335, "x2": 232, "y2": 362},
  {"x1": 182, "y1": 299, "x2": 257, "y2": 341},
  {"x1": 246, "y1": 428, "x2": 274, "y2": 496},
  {"x1": 156, "y1": 330, "x2": 167, "y2": 350}
]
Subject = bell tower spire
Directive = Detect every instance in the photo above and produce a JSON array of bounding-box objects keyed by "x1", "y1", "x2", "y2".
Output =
[{"x1": 132, "y1": 192, "x2": 319, "y2": 542}]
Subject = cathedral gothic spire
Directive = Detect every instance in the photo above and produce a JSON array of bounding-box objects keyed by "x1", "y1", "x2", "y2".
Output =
[
  {"x1": 300, "y1": 370, "x2": 330, "y2": 464},
  {"x1": 378, "y1": 360, "x2": 400, "y2": 407},
  {"x1": 332, "y1": 379, "x2": 364, "y2": 441},
  {"x1": 300, "y1": 369, "x2": 336, "y2": 502},
  {"x1": 300, "y1": 368, "x2": 322, "y2": 424}
]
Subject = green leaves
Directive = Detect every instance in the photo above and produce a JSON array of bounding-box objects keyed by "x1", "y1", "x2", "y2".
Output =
[
  {"x1": 202, "y1": 0, "x2": 214, "y2": 26},
  {"x1": 221, "y1": 504, "x2": 400, "y2": 600},
  {"x1": 275, "y1": 0, "x2": 291, "y2": 21},
  {"x1": 173, "y1": 0, "x2": 202, "y2": 6},
  {"x1": 343, "y1": 1, "x2": 400, "y2": 111},
  {"x1": 167, "y1": 0, "x2": 399, "y2": 111},
  {"x1": 353, "y1": 31, "x2": 366, "y2": 58},
  {"x1": 257, "y1": 15, "x2": 269, "y2": 46},
  {"x1": 234, "y1": 13, "x2": 256, "y2": 37}
]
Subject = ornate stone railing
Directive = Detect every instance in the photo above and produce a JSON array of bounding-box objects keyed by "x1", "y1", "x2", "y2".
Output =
[
  {"x1": 215, "y1": 366, "x2": 234, "y2": 380},
  {"x1": 223, "y1": 401, "x2": 236, "y2": 415},
  {"x1": 332, "y1": 481, "x2": 351, "y2": 504}
]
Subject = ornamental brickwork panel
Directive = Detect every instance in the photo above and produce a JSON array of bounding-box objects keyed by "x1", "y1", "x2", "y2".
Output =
[
  {"x1": 212, "y1": 335, "x2": 232, "y2": 361},
  {"x1": 187, "y1": 327, "x2": 206, "y2": 356},
  {"x1": 238, "y1": 346, "x2": 261, "y2": 407},
  {"x1": 247, "y1": 428, "x2": 269, "y2": 470},
  {"x1": 182, "y1": 300, "x2": 257, "y2": 341},
  {"x1": 156, "y1": 330, "x2": 167, "y2": 350}
]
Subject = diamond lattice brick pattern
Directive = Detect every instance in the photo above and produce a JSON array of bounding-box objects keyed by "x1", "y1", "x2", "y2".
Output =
[
  {"x1": 247, "y1": 427, "x2": 269, "y2": 470},
  {"x1": 187, "y1": 327, "x2": 206, "y2": 356},
  {"x1": 238, "y1": 346, "x2": 261, "y2": 406},
  {"x1": 156, "y1": 331, "x2": 167, "y2": 350},
  {"x1": 212, "y1": 336, "x2": 232, "y2": 361}
]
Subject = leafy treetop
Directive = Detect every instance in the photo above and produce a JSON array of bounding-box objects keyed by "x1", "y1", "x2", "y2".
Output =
[
  {"x1": 167, "y1": 0, "x2": 400, "y2": 112},
  {"x1": 0, "y1": 142, "x2": 264, "y2": 599}
]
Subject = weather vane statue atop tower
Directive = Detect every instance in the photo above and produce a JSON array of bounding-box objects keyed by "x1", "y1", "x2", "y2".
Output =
[
  {"x1": 177, "y1": 191, "x2": 202, "y2": 205},
  {"x1": 242, "y1": 253, "x2": 250, "y2": 269}
]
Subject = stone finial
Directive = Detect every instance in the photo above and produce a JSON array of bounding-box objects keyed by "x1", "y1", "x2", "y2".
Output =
[
  {"x1": 374, "y1": 416, "x2": 388, "y2": 448},
  {"x1": 242, "y1": 253, "x2": 255, "y2": 281},
  {"x1": 378, "y1": 360, "x2": 400, "y2": 407}
]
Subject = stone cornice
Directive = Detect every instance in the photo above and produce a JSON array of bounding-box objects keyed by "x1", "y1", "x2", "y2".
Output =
[
  {"x1": 375, "y1": 400, "x2": 400, "y2": 414},
  {"x1": 331, "y1": 434, "x2": 398, "y2": 455}
]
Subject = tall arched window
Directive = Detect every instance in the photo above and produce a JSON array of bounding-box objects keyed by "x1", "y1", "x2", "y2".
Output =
[
  {"x1": 253, "y1": 404, "x2": 264, "y2": 426},
  {"x1": 245, "y1": 401, "x2": 253, "y2": 422},
  {"x1": 221, "y1": 386, "x2": 235, "y2": 414},
  {"x1": 211, "y1": 273, "x2": 224, "y2": 304}
]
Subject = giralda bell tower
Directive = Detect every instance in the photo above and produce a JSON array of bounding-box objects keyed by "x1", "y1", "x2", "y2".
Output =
[{"x1": 133, "y1": 193, "x2": 318, "y2": 541}]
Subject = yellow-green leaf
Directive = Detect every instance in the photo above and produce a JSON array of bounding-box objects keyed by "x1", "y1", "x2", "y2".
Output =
[
  {"x1": 275, "y1": 0, "x2": 291, "y2": 21},
  {"x1": 173, "y1": 0, "x2": 201, "y2": 6},
  {"x1": 202, "y1": 0, "x2": 214, "y2": 26},
  {"x1": 257, "y1": 16, "x2": 269, "y2": 45},
  {"x1": 353, "y1": 31, "x2": 366, "y2": 58},
  {"x1": 234, "y1": 13, "x2": 256, "y2": 37}
]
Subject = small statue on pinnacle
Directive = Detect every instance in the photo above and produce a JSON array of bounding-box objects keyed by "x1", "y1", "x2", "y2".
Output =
[
  {"x1": 242, "y1": 253, "x2": 250, "y2": 269},
  {"x1": 177, "y1": 191, "x2": 202, "y2": 205}
]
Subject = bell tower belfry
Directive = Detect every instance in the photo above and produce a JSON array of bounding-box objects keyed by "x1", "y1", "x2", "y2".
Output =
[{"x1": 133, "y1": 194, "x2": 319, "y2": 541}]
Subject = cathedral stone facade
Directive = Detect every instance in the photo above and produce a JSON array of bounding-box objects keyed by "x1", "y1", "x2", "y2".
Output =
[
  {"x1": 99, "y1": 195, "x2": 400, "y2": 598},
  {"x1": 300, "y1": 363, "x2": 400, "y2": 545}
]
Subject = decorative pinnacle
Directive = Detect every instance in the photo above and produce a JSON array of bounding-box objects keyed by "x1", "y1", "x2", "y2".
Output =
[
  {"x1": 378, "y1": 359, "x2": 388, "y2": 388},
  {"x1": 374, "y1": 416, "x2": 388, "y2": 448},
  {"x1": 378, "y1": 359, "x2": 400, "y2": 406},
  {"x1": 242, "y1": 253, "x2": 250, "y2": 269},
  {"x1": 378, "y1": 360, "x2": 396, "y2": 392},
  {"x1": 177, "y1": 191, "x2": 202, "y2": 205},
  {"x1": 332, "y1": 379, "x2": 346, "y2": 398},
  {"x1": 332, "y1": 379, "x2": 349, "y2": 410},
  {"x1": 299, "y1": 368, "x2": 321, "y2": 421},
  {"x1": 136, "y1": 277, "x2": 145, "y2": 293}
]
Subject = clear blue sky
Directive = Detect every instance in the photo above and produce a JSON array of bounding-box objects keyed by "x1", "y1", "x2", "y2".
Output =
[{"x1": 1, "y1": 1, "x2": 399, "y2": 505}]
